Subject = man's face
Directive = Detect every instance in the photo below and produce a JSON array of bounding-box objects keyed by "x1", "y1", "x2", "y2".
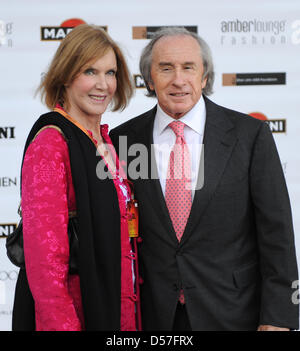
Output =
[{"x1": 149, "y1": 35, "x2": 207, "y2": 119}]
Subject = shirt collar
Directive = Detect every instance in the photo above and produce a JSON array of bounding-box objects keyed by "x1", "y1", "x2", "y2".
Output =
[{"x1": 155, "y1": 95, "x2": 206, "y2": 135}]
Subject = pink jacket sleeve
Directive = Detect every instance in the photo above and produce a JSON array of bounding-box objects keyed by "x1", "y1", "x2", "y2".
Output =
[{"x1": 22, "y1": 128, "x2": 81, "y2": 331}]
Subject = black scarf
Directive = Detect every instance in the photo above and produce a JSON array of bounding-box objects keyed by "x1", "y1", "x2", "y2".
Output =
[{"x1": 12, "y1": 111, "x2": 121, "y2": 331}]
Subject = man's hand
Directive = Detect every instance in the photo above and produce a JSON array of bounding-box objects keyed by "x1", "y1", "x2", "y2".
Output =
[{"x1": 257, "y1": 325, "x2": 289, "y2": 331}]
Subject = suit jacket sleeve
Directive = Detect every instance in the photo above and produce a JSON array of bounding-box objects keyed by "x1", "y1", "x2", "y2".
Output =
[{"x1": 250, "y1": 122, "x2": 299, "y2": 329}]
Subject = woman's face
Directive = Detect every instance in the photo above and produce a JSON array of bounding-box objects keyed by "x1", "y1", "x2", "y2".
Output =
[{"x1": 65, "y1": 48, "x2": 117, "y2": 120}]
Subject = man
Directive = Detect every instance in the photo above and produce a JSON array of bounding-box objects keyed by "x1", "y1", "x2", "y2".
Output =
[{"x1": 110, "y1": 27, "x2": 299, "y2": 331}]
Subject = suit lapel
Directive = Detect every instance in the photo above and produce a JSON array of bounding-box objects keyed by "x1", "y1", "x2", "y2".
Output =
[
  {"x1": 132, "y1": 107, "x2": 178, "y2": 245},
  {"x1": 180, "y1": 97, "x2": 238, "y2": 246}
]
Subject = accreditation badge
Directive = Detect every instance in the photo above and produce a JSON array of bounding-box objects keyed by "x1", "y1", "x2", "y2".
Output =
[{"x1": 128, "y1": 198, "x2": 139, "y2": 238}]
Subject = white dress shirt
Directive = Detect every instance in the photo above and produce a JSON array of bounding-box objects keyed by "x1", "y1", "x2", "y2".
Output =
[{"x1": 153, "y1": 96, "x2": 206, "y2": 199}]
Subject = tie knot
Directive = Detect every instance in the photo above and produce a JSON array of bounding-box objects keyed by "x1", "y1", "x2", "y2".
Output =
[{"x1": 169, "y1": 120, "x2": 185, "y2": 139}]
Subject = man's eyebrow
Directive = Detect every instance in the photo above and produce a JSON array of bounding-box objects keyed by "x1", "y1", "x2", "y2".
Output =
[
  {"x1": 158, "y1": 62, "x2": 174, "y2": 66},
  {"x1": 158, "y1": 61, "x2": 196, "y2": 66},
  {"x1": 183, "y1": 61, "x2": 196, "y2": 66}
]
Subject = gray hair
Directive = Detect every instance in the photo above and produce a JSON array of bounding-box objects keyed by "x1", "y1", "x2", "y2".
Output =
[{"x1": 139, "y1": 27, "x2": 214, "y2": 96}]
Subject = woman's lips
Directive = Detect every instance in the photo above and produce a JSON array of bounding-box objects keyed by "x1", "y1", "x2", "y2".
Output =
[{"x1": 89, "y1": 94, "x2": 106, "y2": 101}]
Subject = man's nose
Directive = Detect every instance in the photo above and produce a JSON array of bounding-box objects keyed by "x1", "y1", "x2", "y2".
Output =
[{"x1": 172, "y1": 69, "x2": 186, "y2": 86}]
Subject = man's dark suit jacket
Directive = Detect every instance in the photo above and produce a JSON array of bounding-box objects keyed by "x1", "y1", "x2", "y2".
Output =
[{"x1": 110, "y1": 96, "x2": 299, "y2": 331}]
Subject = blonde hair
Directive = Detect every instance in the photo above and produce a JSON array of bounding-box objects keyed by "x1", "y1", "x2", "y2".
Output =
[{"x1": 37, "y1": 24, "x2": 133, "y2": 111}]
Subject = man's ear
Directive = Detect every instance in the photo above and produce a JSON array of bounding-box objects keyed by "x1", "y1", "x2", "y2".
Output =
[{"x1": 148, "y1": 80, "x2": 154, "y2": 91}]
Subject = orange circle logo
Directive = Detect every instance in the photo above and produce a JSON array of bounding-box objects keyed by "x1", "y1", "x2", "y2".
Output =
[
  {"x1": 60, "y1": 18, "x2": 86, "y2": 27},
  {"x1": 248, "y1": 112, "x2": 268, "y2": 121}
]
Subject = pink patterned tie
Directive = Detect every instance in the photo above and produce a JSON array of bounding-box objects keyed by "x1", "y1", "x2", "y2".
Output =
[{"x1": 165, "y1": 121, "x2": 192, "y2": 304}]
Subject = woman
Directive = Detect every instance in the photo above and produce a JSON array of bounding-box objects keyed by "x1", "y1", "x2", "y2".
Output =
[{"x1": 12, "y1": 24, "x2": 141, "y2": 331}]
